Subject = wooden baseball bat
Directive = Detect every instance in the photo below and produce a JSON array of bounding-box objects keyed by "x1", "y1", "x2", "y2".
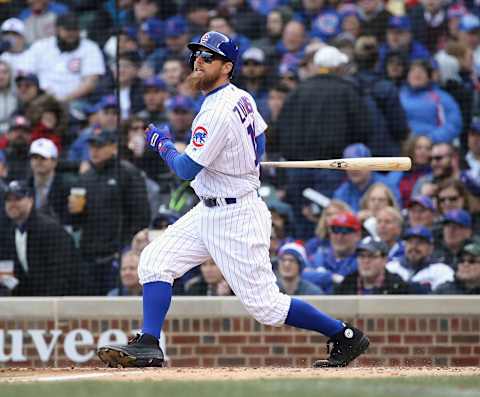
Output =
[{"x1": 260, "y1": 157, "x2": 412, "y2": 171}]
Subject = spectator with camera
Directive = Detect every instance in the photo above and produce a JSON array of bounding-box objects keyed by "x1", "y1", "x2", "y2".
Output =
[{"x1": 335, "y1": 237, "x2": 409, "y2": 295}]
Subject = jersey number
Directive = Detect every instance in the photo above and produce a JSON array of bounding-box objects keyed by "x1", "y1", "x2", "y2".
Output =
[{"x1": 247, "y1": 122, "x2": 259, "y2": 166}]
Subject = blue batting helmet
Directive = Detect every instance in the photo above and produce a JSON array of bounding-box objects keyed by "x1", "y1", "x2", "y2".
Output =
[{"x1": 187, "y1": 31, "x2": 239, "y2": 74}]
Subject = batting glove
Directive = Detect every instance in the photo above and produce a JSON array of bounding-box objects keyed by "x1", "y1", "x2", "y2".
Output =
[{"x1": 145, "y1": 123, "x2": 171, "y2": 153}]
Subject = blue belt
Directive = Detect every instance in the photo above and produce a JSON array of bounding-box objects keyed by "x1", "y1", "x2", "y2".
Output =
[{"x1": 203, "y1": 197, "x2": 237, "y2": 207}]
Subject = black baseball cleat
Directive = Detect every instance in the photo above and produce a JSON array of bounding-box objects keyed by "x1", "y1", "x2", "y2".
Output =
[
  {"x1": 313, "y1": 324, "x2": 370, "y2": 368},
  {"x1": 97, "y1": 333, "x2": 164, "y2": 368}
]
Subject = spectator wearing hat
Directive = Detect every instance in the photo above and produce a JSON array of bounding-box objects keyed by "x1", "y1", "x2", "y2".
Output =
[
  {"x1": 237, "y1": 47, "x2": 270, "y2": 115},
  {"x1": 276, "y1": 47, "x2": 372, "y2": 237},
  {"x1": 457, "y1": 14, "x2": 480, "y2": 76},
  {"x1": 408, "y1": 0, "x2": 448, "y2": 53},
  {"x1": 0, "y1": 18, "x2": 30, "y2": 76},
  {"x1": 0, "y1": 59, "x2": 17, "y2": 133},
  {"x1": 407, "y1": 195, "x2": 436, "y2": 229},
  {"x1": 277, "y1": 60, "x2": 300, "y2": 91},
  {"x1": 446, "y1": 4, "x2": 468, "y2": 41},
  {"x1": 357, "y1": 0, "x2": 393, "y2": 42},
  {"x1": 184, "y1": 258, "x2": 233, "y2": 296},
  {"x1": 107, "y1": 250, "x2": 142, "y2": 297},
  {"x1": 68, "y1": 95, "x2": 120, "y2": 169},
  {"x1": 113, "y1": 51, "x2": 144, "y2": 119},
  {"x1": 1, "y1": 179, "x2": 79, "y2": 296},
  {"x1": 352, "y1": 35, "x2": 408, "y2": 157},
  {"x1": 0, "y1": 115, "x2": 31, "y2": 181},
  {"x1": 22, "y1": 12, "x2": 105, "y2": 103},
  {"x1": 434, "y1": 209, "x2": 474, "y2": 268},
  {"x1": 387, "y1": 226, "x2": 454, "y2": 293},
  {"x1": 15, "y1": 73, "x2": 46, "y2": 117},
  {"x1": 68, "y1": 129, "x2": 150, "y2": 295},
  {"x1": 335, "y1": 237, "x2": 409, "y2": 295},
  {"x1": 275, "y1": 242, "x2": 323, "y2": 296},
  {"x1": 436, "y1": 242, "x2": 480, "y2": 294},
  {"x1": 137, "y1": 17, "x2": 165, "y2": 60},
  {"x1": 333, "y1": 143, "x2": 399, "y2": 213},
  {"x1": 144, "y1": 15, "x2": 191, "y2": 75},
  {"x1": 304, "y1": 212, "x2": 361, "y2": 294},
  {"x1": 400, "y1": 59, "x2": 462, "y2": 144},
  {"x1": 18, "y1": 0, "x2": 69, "y2": 45},
  {"x1": 305, "y1": 199, "x2": 353, "y2": 262},
  {"x1": 27, "y1": 138, "x2": 69, "y2": 224},
  {"x1": 378, "y1": 16, "x2": 430, "y2": 72},
  {"x1": 164, "y1": 95, "x2": 197, "y2": 146},
  {"x1": 136, "y1": 77, "x2": 169, "y2": 126}
]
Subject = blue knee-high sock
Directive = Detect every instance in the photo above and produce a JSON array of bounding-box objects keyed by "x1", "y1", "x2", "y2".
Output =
[
  {"x1": 285, "y1": 298, "x2": 344, "y2": 337},
  {"x1": 142, "y1": 281, "x2": 172, "y2": 339}
]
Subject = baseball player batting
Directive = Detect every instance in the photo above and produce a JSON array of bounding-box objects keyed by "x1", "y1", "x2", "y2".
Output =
[{"x1": 97, "y1": 31, "x2": 369, "y2": 368}]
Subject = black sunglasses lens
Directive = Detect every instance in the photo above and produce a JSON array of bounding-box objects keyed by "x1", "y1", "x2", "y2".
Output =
[{"x1": 195, "y1": 51, "x2": 215, "y2": 63}]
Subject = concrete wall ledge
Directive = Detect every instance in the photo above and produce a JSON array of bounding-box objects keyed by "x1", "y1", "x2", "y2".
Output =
[{"x1": 1, "y1": 296, "x2": 479, "y2": 320}]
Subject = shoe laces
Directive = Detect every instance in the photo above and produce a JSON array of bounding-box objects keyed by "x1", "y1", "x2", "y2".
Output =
[
  {"x1": 326, "y1": 338, "x2": 342, "y2": 358},
  {"x1": 128, "y1": 334, "x2": 142, "y2": 344}
]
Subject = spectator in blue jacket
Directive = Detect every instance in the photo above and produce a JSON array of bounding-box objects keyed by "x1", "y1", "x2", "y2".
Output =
[
  {"x1": 303, "y1": 212, "x2": 361, "y2": 294},
  {"x1": 333, "y1": 143, "x2": 400, "y2": 212},
  {"x1": 400, "y1": 59, "x2": 463, "y2": 144}
]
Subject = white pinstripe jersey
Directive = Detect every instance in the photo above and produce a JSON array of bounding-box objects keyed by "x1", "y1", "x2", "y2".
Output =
[{"x1": 185, "y1": 83, "x2": 267, "y2": 198}]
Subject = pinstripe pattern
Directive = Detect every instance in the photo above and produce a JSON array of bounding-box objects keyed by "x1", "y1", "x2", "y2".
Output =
[{"x1": 138, "y1": 83, "x2": 290, "y2": 326}]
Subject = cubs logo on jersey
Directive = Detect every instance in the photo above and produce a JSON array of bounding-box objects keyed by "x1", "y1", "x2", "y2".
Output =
[{"x1": 192, "y1": 126, "x2": 208, "y2": 148}]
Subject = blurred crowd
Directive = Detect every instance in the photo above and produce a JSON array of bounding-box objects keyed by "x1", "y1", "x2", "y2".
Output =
[{"x1": 0, "y1": 0, "x2": 479, "y2": 297}]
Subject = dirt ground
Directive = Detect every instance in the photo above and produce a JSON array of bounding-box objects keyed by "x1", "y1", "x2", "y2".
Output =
[{"x1": 1, "y1": 367, "x2": 479, "y2": 383}]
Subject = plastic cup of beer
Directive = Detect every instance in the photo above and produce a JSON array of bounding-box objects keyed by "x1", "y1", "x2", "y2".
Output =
[{"x1": 70, "y1": 187, "x2": 87, "y2": 213}]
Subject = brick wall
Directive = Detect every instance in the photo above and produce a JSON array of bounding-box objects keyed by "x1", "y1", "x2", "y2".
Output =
[{"x1": 1, "y1": 297, "x2": 479, "y2": 367}]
